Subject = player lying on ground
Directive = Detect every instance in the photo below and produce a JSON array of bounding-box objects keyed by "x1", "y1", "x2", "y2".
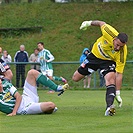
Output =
[
  {"x1": 0, "y1": 69, "x2": 69, "y2": 116},
  {"x1": 72, "y1": 20, "x2": 128, "y2": 116}
]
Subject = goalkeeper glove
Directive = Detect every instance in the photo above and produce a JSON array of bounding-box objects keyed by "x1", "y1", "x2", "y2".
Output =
[{"x1": 80, "y1": 21, "x2": 92, "y2": 30}]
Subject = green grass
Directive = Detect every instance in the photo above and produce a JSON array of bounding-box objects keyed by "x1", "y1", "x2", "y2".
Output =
[{"x1": 0, "y1": 90, "x2": 132, "y2": 133}]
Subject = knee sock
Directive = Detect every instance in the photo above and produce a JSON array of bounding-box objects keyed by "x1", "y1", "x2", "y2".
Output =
[
  {"x1": 53, "y1": 76, "x2": 62, "y2": 81},
  {"x1": 106, "y1": 84, "x2": 116, "y2": 108},
  {"x1": 36, "y1": 73, "x2": 58, "y2": 91}
]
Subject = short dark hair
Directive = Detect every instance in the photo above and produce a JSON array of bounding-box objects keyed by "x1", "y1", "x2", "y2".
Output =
[
  {"x1": 37, "y1": 42, "x2": 44, "y2": 46},
  {"x1": 34, "y1": 48, "x2": 39, "y2": 51},
  {"x1": 117, "y1": 33, "x2": 128, "y2": 43}
]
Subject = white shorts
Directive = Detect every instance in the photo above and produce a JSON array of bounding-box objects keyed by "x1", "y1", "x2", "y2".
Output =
[
  {"x1": 41, "y1": 69, "x2": 53, "y2": 77},
  {"x1": 17, "y1": 81, "x2": 43, "y2": 115}
]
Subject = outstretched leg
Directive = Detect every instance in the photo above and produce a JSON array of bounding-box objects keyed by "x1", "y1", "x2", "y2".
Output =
[
  {"x1": 72, "y1": 70, "x2": 85, "y2": 82},
  {"x1": 26, "y1": 69, "x2": 58, "y2": 91},
  {"x1": 26, "y1": 69, "x2": 69, "y2": 92}
]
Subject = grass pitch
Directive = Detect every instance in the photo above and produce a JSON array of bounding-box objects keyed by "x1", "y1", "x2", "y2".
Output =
[{"x1": 0, "y1": 90, "x2": 132, "y2": 133}]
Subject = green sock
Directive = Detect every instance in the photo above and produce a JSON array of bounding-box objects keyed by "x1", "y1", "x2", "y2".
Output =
[
  {"x1": 37, "y1": 73, "x2": 58, "y2": 91},
  {"x1": 53, "y1": 76, "x2": 62, "y2": 81}
]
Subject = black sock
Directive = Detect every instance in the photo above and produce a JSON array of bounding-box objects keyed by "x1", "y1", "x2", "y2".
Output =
[{"x1": 106, "y1": 84, "x2": 116, "y2": 108}]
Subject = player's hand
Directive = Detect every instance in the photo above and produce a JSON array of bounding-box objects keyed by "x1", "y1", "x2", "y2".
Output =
[
  {"x1": 80, "y1": 21, "x2": 92, "y2": 30},
  {"x1": 44, "y1": 59, "x2": 48, "y2": 62},
  {"x1": 40, "y1": 56, "x2": 44, "y2": 60},
  {"x1": 7, "y1": 112, "x2": 16, "y2": 116}
]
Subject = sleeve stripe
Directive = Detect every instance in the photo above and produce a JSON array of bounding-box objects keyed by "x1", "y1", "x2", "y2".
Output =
[
  {"x1": 120, "y1": 48, "x2": 124, "y2": 63},
  {"x1": 104, "y1": 27, "x2": 117, "y2": 38}
]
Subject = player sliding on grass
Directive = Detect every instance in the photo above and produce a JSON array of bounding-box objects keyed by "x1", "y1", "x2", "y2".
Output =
[
  {"x1": 0, "y1": 69, "x2": 69, "y2": 116},
  {"x1": 72, "y1": 20, "x2": 128, "y2": 116}
]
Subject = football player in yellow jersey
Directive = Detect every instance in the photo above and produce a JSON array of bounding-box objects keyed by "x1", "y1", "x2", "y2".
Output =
[{"x1": 72, "y1": 20, "x2": 128, "y2": 116}]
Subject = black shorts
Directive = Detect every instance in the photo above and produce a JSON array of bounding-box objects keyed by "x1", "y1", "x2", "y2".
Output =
[{"x1": 78, "y1": 53, "x2": 116, "y2": 77}]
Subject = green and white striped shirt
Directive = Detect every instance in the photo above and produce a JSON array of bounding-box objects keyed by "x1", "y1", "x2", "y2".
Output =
[
  {"x1": 0, "y1": 80, "x2": 17, "y2": 114},
  {"x1": 38, "y1": 49, "x2": 54, "y2": 71}
]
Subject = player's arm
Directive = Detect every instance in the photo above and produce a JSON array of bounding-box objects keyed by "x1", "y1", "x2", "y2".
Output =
[
  {"x1": 3, "y1": 69, "x2": 13, "y2": 81},
  {"x1": 91, "y1": 20, "x2": 106, "y2": 27},
  {"x1": 45, "y1": 52, "x2": 55, "y2": 63},
  {"x1": 7, "y1": 91, "x2": 22, "y2": 116},
  {"x1": 0, "y1": 59, "x2": 13, "y2": 80},
  {"x1": 80, "y1": 20, "x2": 106, "y2": 30},
  {"x1": 46, "y1": 55, "x2": 54, "y2": 62},
  {"x1": 115, "y1": 45, "x2": 127, "y2": 91},
  {"x1": 115, "y1": 72, "x2": 123, "y2": 91}
]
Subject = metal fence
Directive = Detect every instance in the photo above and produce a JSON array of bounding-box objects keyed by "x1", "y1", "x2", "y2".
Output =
[{"x1": 8, "y1": 61, "x2": 133, "y2": 89}]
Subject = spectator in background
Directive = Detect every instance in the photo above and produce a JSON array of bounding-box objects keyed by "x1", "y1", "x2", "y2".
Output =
[
  {"x1": 29, "y1": 48, "x2": 40, "y2": 87},
  {"x1": 14, "y1": 45, "x2": 29, "y2": 88},
  {"x1": 80, "y1": 48, "x2": 91, "y2": 88},
  {"x1": 29, "y1": 48, "x2": 40, "y2": 70},
  {"x1": 1, "y1": 50, "x2": 12, "y2": 65}
]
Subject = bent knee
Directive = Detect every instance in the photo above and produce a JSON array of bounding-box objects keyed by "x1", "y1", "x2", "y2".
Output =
[
  {"x1": 28, "y1": 69, "x2": 38, "y2": 76},
  {"x1": 27, "y1": 69, "x2": 34, "y2": 75},
  {"x1": 48, "y1": 102, "x2": 56, "y2": 109},
  {"x1": 41, "y1": 102, "x2": 56, "y2": 114}
]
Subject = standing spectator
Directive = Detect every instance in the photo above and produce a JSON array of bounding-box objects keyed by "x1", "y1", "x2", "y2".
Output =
[
  {"x1": 29, "y1": 48, "x2": 40, "y2": 86},
  {"x1": 1, "y1": 50, "x2": 12, "y2": 65},
  {"x1": 80, "y1": 48, "x2": 91, "y2": 88},
  {"x1": 29, "y1": 48, "x2": 40, "y2": 70},
  {"x1": 14, "y1": 45, "x2": 29, "y2": 88}
]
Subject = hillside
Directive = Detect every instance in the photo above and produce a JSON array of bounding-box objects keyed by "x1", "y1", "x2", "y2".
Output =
[{"x1": 0, "y1": 1, "x2": 133, "y2": 61}]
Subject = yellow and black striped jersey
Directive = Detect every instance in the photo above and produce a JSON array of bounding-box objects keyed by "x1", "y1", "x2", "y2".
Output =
[{"x1": 91, "y1": 24, "x2": 127, "y2": 73}]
